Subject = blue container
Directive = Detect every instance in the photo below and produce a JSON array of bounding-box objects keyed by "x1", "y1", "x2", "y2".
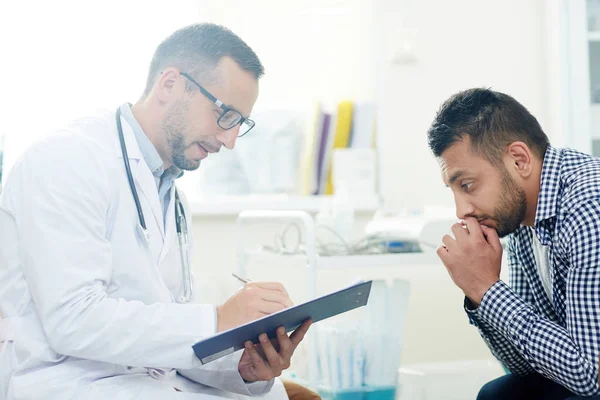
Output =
[
  {"x1": 318, "y1": 386, "x2": 396, "y2": 400},
  {"x1": 314, "y1": 280, "x2": 409, "y2": 400}
]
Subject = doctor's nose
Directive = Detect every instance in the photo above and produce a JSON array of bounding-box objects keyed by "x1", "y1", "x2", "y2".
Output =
[{"x1": 216, "y1": 126, "x2": 239, "y2": 150}]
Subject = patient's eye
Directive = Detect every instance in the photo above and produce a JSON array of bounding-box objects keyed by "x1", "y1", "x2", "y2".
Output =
[{"x1": 461, "y1": 182, "x2": 473, "y2": 192}]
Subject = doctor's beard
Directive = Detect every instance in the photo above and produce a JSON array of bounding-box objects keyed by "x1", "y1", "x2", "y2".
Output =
[{"x1": 163, "y1": 99, "x2": 201, "y2": 171}]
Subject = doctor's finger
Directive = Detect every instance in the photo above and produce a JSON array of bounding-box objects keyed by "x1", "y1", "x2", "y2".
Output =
[
  {"x1": 258, "y1": 333, "x2": 283, "y2": 372},
  {"x1": 257, "y1": 289, "x2": 294, "y2": 308},
  {"x1": 247, "y1": 281, "x2": 285, "y2": 291},
  {"x1": 250, "y1": 282, "x2": 291, "y2": 297},
  {"x1": 290, "y1": 319, "x2": 312, "y2": 348},
  {"x1": 245, "y1": 340, "x2": 268, "y2": 371},
  {"x1": 275, "y1": 326, "x2": 293, "y2": 359},
  {"x1": 255, "y1": 299, "x2": 287, "y2": 315}
]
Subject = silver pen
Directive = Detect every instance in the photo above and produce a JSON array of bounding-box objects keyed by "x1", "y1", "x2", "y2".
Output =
[{"x1": 231, "y1": 272, "x2": 251, "y2": 284}]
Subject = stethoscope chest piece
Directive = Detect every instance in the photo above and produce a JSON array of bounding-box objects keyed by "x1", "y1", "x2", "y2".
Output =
[{"x1": 136, "y1": 223, "x2": 151, "y2": 244}]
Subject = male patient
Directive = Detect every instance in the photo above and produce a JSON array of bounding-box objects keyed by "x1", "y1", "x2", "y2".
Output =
[{"x1": 427, "y1": 88, "x2": 600, "y2": 399}]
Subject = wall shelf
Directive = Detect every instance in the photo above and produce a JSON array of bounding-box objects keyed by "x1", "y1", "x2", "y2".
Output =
[
  {"x1": 242, "y1": 249, "x2": 440, "y2": 270},
  {"x1": 189, "y1": 194, "x2": 381, "y2": 216}
]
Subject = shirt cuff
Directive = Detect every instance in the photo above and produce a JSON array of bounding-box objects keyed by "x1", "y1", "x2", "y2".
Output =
[
  {"x1": 178, "y1": 350, "x2": 275, "y2": 396},
  {"x1": 188, "y1": 304, "x2": 218, "y2": 368},
  {"x1": 244, "y1": 379, "x2": 275, "y2": 396},
  {"x1": 227, "y1": 351, "x2": 274, "y2": 396},
  {"x1": 473, "y1": 280, "x2": 530, "y2": 336},
  {"x1": 464, "y1": 297, "x2": 482, "y2": 327},
  {"x1": 214, "y1": 351, "x2": 274, "y2": 396}
]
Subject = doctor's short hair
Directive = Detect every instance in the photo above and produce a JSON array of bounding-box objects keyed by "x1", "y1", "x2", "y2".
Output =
[
  {"x1": 143, "y1": 23, "x2": 264, "y2": 96},
  {"x1": 426, "y1": 88, "x2": 550, "y2": 166}
]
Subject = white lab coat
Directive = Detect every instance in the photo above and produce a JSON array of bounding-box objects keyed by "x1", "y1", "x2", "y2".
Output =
[{"x1": 0, "y1": 110, "x2": 287, "y2": 400}]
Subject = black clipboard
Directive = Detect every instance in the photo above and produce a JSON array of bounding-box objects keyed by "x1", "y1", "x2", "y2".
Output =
[{"x1": 192, "y1": 280, "x2": 372, "y2": 364}]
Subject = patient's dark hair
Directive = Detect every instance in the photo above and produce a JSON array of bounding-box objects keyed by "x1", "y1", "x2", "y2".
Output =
[
  {"x1": 427, "y1": 88, "x2": 549, "y2": 166},
  {"x1": 143, "y1": 23, "x2": 264, "y2": 96}
]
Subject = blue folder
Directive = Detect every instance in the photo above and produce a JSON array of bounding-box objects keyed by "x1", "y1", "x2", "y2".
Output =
[{"x1": 192, "y1": 280, "x2": 373, "y2": 364}]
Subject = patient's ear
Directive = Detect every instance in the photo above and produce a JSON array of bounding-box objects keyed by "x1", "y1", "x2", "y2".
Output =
[{"x1": 505, "y1": 141, "x2": 533, "y2": 179}]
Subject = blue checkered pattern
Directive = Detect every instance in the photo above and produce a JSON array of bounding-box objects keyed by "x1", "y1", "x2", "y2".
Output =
[{"x1": 466, "y1": 146, "x2": 600, "y2": 397}]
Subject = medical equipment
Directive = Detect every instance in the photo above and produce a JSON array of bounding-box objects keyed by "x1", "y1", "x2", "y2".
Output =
[
  {"x1": 116, "y1": 108, "x2": 192, "y2": 303},
  {"x1": 235, "y1": 211, "x2": 428, "y2": 393},
  {"x1": 315, "y1": 279, "x2": 409, "y2": 400}
]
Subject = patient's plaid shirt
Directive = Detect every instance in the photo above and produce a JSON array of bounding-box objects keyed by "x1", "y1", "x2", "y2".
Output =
[{"x1": 466, "y1": 146, "x2": 600, "y2": 396}]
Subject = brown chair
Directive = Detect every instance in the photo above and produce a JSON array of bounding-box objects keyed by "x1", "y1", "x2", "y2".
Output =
[{"x1": 282, "y1": 380, "x2": 321, "y2": 400}]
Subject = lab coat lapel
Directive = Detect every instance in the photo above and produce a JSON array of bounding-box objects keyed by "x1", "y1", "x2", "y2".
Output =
[
  {"x1": 115, "y1": 116, "x2": 165, "y2": 240},
  {"x1": 135, "y1": 164, "x2": 166, "y2": 239},
  {"x1": 159, "y1": 186, "x2": 176, "y2": 265}
]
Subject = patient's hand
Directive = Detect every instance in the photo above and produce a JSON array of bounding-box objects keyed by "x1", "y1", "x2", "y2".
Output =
[{"x1": 238, "y1": 320, "x2": 312, "y2": 382}]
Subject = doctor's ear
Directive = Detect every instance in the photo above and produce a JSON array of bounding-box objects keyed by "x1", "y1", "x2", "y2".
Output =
[
  {"x1": 505, "y1": 141, "x2": 533, "y2": 178},
  {"x1": 154, "y1": 69, "x2": 183, "y2": 102}
]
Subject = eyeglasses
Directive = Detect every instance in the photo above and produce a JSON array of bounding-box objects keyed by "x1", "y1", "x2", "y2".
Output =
[{"x1": 180, "y1": 72, "x2": 255, "y2": 137}]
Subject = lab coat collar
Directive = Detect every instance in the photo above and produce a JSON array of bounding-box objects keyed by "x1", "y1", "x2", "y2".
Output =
[{"x1": 114, "y1": 107, "x2": 142, "y2": 161}]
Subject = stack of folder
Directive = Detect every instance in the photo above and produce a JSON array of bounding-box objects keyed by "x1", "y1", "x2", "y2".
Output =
[{"x1": 298, "y1": 100, "x2": 376, "y2": 196}]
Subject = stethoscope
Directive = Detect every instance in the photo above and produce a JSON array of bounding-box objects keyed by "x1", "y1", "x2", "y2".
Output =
[{"x1": 116, "y1": 107, "x2": 193, "y2": 303}]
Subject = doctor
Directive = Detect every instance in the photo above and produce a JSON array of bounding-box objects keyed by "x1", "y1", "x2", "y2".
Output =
[{"x1": 0, "y1": 23, "x2": 311, "y2": 399}]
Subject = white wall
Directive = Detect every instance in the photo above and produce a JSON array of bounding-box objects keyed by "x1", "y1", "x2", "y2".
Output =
[
  {"x1": 192, "y1": 0, "x2": 553, "y2": 211},
  {"x1": 0, "y1": 0, "x2": 207, "y2": 172},
  {"x1": 199, "y1": 0, "x2": 376, "y2": 111},
  {"x1": 374, "y1": 0, "x2": 550, "y2": 211},
  {"x1": 2, "y1": 0, "x2": 551, "y2": 212}
]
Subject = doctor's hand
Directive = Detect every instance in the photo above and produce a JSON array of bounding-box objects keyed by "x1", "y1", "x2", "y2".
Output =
[
  {"x1": 436, "y1": 218, "x2": 503, "y2": 306},
  {"x1": 216, "y1": 282, "x2": 294, "y2": 332},
  {"x1": 238, "y1": 320, "x2": 312, "y2": 382}
]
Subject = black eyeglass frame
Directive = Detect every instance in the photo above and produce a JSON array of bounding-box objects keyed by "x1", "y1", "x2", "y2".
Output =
[{"x1": 180, "y1": 72, "x2": 255, "y2": 137}]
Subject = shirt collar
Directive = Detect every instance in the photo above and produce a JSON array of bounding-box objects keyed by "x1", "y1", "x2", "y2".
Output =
[
  {"x1": 534, "y1": 145, "x2": 562, "y2": 244},
  {"x1": 119, "y1": 103, "x2": 183, "y2": 180}
]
